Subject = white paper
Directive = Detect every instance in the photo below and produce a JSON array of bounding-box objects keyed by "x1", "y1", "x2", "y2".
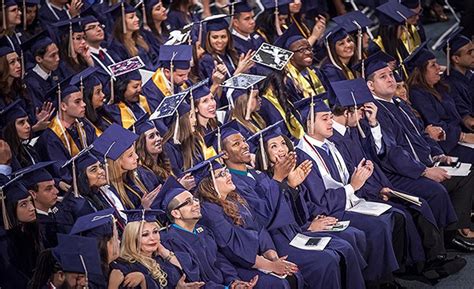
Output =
[
  {"x1": 289, "y1": 233, "x2": 331, "y2": 251},
  {"x1": 347, "y1": 200, "x2": 392, "y2": 216},
  {"x1": 437, "y1": 163, "x2": 471, "y2": 176},
  {"x1": 390, "y1": 190, "x2": 422, "y2": 206},
  {"x1": 458, "y1": 142, "x2": 474, "y2": 149},
  {"x1": 323, "y1": 221, "x2": 350, "y2": 232}
]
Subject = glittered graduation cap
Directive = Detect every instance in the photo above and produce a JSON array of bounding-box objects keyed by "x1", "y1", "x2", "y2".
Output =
[
  {"x1": 294, "y1": 94, "x2": 330, "y2": 134},
  {"x1": 0, "y1": 99, "x2": 27, "y2": 125},
  {"x1": 53, "y1": 234, "x2": 102, "y2": 278},
  {"x1": 403, "y1": 41, "x2": 435, "y2": 74},
  {"x1": 204, "y1": 119, "x2": 250, "y2": 152},
  {"x1": 333, "y1": 11, "x2": 374, "y2": 61},
  {"x1": 438, "y1": 27, "x2": 471, "y2": 76},
  {"x1": 105, "y1": 2, "x2": 136, "y2": 34},
  {"x1": 92, "y1": 123, "x2": 139, "y2": 183},
  {"x1": 0, "y1": 173, "x2": 29, "y2": 229},
  {"x1": 184, "y1": 153, "x2": 224, "y2": 195},
  {"x1": 376, "y1": 0, "x2": 415, "y2": 26},
  {"x1": 15, "y1": 161, "x2": 56, "y2": 189},
  {"x1": 61, "y1": 145, "x2": 96, "y2": 197},
  {"x1": 323, "y1": 26, "x2": 349, "y2": 70},
  {"x1": 246, "y1": 120, "x2": 284, "y2": 170},
  {"x1": 123, "y1": 209, "x2": 164, "y2": 222},
  {"x1": 70, "y1": 66, "x2": 101, "y2": 96},
  {"x1": 353, "y1": 50, "x2": 395, "y2": 79}
]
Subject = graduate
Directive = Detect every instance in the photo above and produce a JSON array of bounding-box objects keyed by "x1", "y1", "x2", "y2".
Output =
[
  {"x1": 332, "y1": 11, "x2": 373, "y2": 60},
  {"x1": 105, "y1": 3, "x2": 159, "y2": 71},
  {"x1": 293, "y1": 96, "x2": 405, "y2": 287},
  {"x1": 166, "y1": 0, "x2": 197, "y2": 31},
  {"x1": 400, "y1": 0, "x2": 426, "y2": 53},
  {"x1": 35, "y1": 77, "x2": 96, "y2": 186},
  {"x1": 109, "y1": 209, "x2": 200, "y2": 289},
  {"x1": 405, "y1": 43, "x2": 474, "y2": 163},
  {"x1": 359, "y1": 50, "x2": 474, "y2": 250},
  {"x1": 0, "y1": 0, "x2": 22, "y2": 54},
  {"x1": 92, "y1": 123, "x2": 161, "y2": 211},
  {"x1": 142, "y1": 44, "x2": 192, "y2": 109},
  {"x1": 16, "y1": 0, "x2": 42, "y2": 39},
  {"x1": 20, "y1": 161, "x2": 60, "y2": 248},
  {"x1": 0, "y1": 173, "x2": 42, "y2": 289},
  {"x1": 141, "y1": 0, "x2": 170, "y2": 55},
  {"x1": 229, "y1": 0, "x2": 265, "y2": 55},
  {"x1": 37, "y1": 0, "x2": 80, "y2": 28},
  {"x1": 105, "y1": 68, "x2": 152, "y2": 129},
  {"x1": 209, "y1": 121, "x2": 367, "y2": 289},
  {"x1": 159, "y1": 174, "x2": 261, "y2": 288},
  {"x1": 228, "y1": 88, "x2": 267, "y2": 134},
  {"x1": 193, "y1": 84, "x2": 220, "y2": 137},
  {"x1": 440, "y1": 28, "x2": 474, "y2": 131},
  {"x1": 255, "y1": 0, "x2": 292, "y2": 44}
]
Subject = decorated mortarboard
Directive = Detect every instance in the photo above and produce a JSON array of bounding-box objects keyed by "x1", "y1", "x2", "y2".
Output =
[
  {"x1": 403, "y1": 41, "x2": 435, "y2": 73},
  {"x1": 221, "y1": 73, "x2": 266, "y2": 90},
  {"x1": 105, "y1": 2, "x2": 136, "y2": 33},
  {"x1": 70, "y1": 208, "x2": 116, "y2": 237},
  {"x1": 333, "y1": 11, "x2": 374, "y2": 34},
  {"x1": 274, "y1": 23, "x2": 304, "y2": 51},
  {"x1": 20, "y1": 30, "x2": 54, "y2": 55},
  {"x1": 61, "y1": 145, "x2": 96, "y2": 197},
  {"x1": 14, "y1": 161, "x2": 56, "y2": 188},
  {"x1": 164, "y1": 23, "x2": 195, "y2": 46},
  {"x1": 0, "y1": 99, "x2": 27, "y2": 124},
  {"x1": 246, "y1": 120, "x2": 284, "y2": 170},
  {"x1": 437, "y1": 26, "x2": 472, "y2": 75},
  {"x1": 158, "y1": 176, "x2": 188, "y2": 211},
  {"x1": 108, "y1": 56, "x2": 145, "y2": 78},
  {"x1": 225, "y1": 0, "x2": 252, "y2": 14},
  {"x1": 252, "y1": 42, "x2": 294, "y2": 71},
  {"x1": 376, "y1": 0, "x2": 415, "y2": 25},
  {"x1": 53, "y1": 234, "x2": 102, "y2": 276},
  {"x1": 204, "y1": 119, "x2": 250, "y2": 152},
  {"x1": 401, "y1": 0, "x2": 421, "y2": 9},
  {"x1": 0, "y1": 173, "x2": 30, "y2": 229},
  {"x1": 130, "y1": 113, "x2": 156, "y2": 136},
  {"x1": 353, "y1": 50, "x2": 395, "y2": 79},
  {"x1": 122, "y1": 209, "x2": 164, "y2": 222},
  {"x1": 149, "y1": 90, "x2": 189, "y2": 120}
]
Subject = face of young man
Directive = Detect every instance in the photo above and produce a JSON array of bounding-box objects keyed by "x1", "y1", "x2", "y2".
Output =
[
  {"x1": 62, "y1": 92, "x2": 86, "y2": 118},
  {"x1": 366, "y1": 66, "x2": 397, "y2": 99},
  {"x1": 232, "y1": 12, "x2": 256, "y2": 36},
  {"x1": 223, "y1": 133, "x2": 252, "y2": 165}
]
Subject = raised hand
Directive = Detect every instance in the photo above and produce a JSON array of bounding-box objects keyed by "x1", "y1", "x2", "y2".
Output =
[{"x1": 287, "y1": 159, "x2": 312, "y2": 188}]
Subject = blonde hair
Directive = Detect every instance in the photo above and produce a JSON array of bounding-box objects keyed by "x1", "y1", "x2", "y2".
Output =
[
  {"x1": 228, "y1": 92, "x2": 266, "y2": 134},
  {"x1": 121, "y1": 221, "x2": 168, "y2": 287}
]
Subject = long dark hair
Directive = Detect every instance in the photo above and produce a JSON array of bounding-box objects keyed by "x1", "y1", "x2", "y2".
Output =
[
  {"x1": 136, "y1": 132, "x2": 173, "y2": 180},
  {"x1": 377, "y1": 25, "x2": 405, "y2": 60},
  {"x1": 322, "y1": 35, "x2": 357, "y2": 80},
  {"x1": 145, "y1": 2, "x2": 169, "y2": 44},
  {"x1": 2, "y1": 120, "x2": 32, "y2": 167},
  {"x1": 76, "y1": 169, "x2": 107, "y2": 211},
  {"x1": 204, "y1": 29, "x2": 239, "y2": 65},
  {"x1": 255, "y1": 10, "x2": 280, "y2": 44},
  {"x1": 58, "y1": 33, "x2": 90, "y2": 73},
  {"x1": 254, "y1": 134, "x2": 294, "y2": 175},
  {"x1": 407, "y1": 63, "x2": 450, "y2": 102},
  {"x1": 28, "y1": 249, "x2": 62, "y2": 289}
]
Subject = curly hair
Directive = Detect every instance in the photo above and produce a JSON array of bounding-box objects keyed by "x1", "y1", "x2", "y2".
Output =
[{"x1": 136, "y1": 132, "x2": 173, "y2": 180}]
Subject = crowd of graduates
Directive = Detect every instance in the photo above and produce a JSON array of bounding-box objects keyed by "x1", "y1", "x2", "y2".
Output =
[{"x1": 1, "y1": 0, "x2": 474, "y2": 288}]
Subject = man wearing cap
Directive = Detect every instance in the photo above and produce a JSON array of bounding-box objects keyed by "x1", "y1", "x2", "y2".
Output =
[
  {"x1": 160, "y1": 176, "x2": 261, "y2": 288},
  {"x1": 363, "y1": 50, "x2": 474, "y2": 251},
  {"x1": 442, "y1": 30, "x2": 474, "y2": 131},
  {"x1": 229, "y1": 1, "x2": 265, "y2": 55}
]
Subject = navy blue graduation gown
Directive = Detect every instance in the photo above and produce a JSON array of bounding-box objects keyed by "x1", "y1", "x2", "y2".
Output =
[
  {"x1": 107, "y1": 39, "x2": 158, "y2": 71},
  {"x1": 36, "y1": 119, "x2": 96, "y2": 183},
  {"x1": 321, "y1": 62, "x2": 349, "y2": 82},
  {"x1": 104, "y1": 101, "x2": 149, "y2": 127},
  {"x1": 0, "y1": 34, "x2": 22, "y2": 55},
  {"x1": 409, "y1": 86, "x2": 474, "y2": 163},
  {"x1": 141, "y1": 29, "x2": 165, "y2": 61},
  {"x1": 165, "y1": 10, "x2": 194, "y2": 31},
  {"x1": 444, "y1": 70, "x2": 474, "y2": 128},
  {"x1": 36, "y1": 210, "x2": 59, "y2": 248},
  {"x1": 24, "y1": 69, "x2": 61, "y2": 109},
  {"x1": 294, "y1": 144, "x2": 400, "y2": 281},
  {"x1": 163, "y1": 141, "x2": 204, "y2": 177},
  {"x1": 373, "y1": 98, "x2": 459, "y2": 229},
  {"x1": 232, "y1": 32, "x2": 264, "y2": 55},
  {"x1": 230, "y1": 169, "x2": 365, "y2": 288},
  {"x1": 120, "y1": 166, "x2": 161, "y2": 209},
  {"x1": 160, "y1": 224, "x2": 241, "y2": 288},
  {"x1": 284, "y1": 66, "x2": 329, "y2": 103},
  {"x1": 54, "y1": 192, "x2": 97, "y2": 234},
  {"x1": 38, "y1": 3, "x2": 70, "y2": 28}
]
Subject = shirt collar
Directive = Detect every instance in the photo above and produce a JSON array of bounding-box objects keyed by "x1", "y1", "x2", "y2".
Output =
[
  {"x1": 304, "y1": 134, "x2": 326, "y2": 149},
  {"x1": 172, "y1": 223, "x2": 197, "y2": 235},
  {"x1": 32, "y1": 64, "x2": 51, "y2": 80},
  {"x1": 89, "y1": 46, "x2": 102, "y2": 55},
  {"x1": 36, "y1": 208, "x2": 52, "y2": 216},
  {"x1": 228, "y1": 167, "x2": 248, "y2": 176},
  {"x1": 332, "y1": 121, "x2": 347, "y2": 136},
  {"x1": 372, "y1": 94, "x2": 394, "y2": 104},
  {"x1": 231, "y1": 29, "x2": 251, "y2": 41}
]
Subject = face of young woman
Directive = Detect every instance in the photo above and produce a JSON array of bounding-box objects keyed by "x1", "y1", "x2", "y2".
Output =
[
  {"x1": 152, "y1": 1, "x2": 167, "y2": 22},
  {"x1": 91, "y1": 84, "x2": 105, "y2": 109},
  {"x1": 16, "y1": 196, "x2": 36, "y2": 223},
  {"x1": 209, "y1": 30, "x2": 228, "y2": 54},
  {"x1": 7, "y1": 52, "x2": 22, "y2": 79},
  {"x1": 106, "y1": 230, "x2": 120, "y2": 263},
  {"x1": 248, "y1": 92, "x2": 261, "y2": 112},
  {"x1": 144, "y1": 127, "x2": 163, "y2": 155},
  {"x1": 72, "y1": 32, "x2": 87, "y2": 54},
  {"x1": 424, "y1": 59, "x2": 441, "y2": 87},
  {"x1": 189, "y1": 111, "x2": 197, "y2": 133},
  {"x1": 86, "y1": 161, "x2": 107, "y2": 188},
  {"x1": 266, "y1": 135, "x2": 289, "y2": 164},
  {"x1": 7, "y1": 5, "x2": 21, "y2": 26},
  {"x1": 26, "y1": 6, "x2": 37, "y2": 25},
  {"x1": 214, "y1": 167, "x2": 235, "y2": 197},
  {"x1": 125, "y1": 12, "x2": 140, "y2": 32},
  {"x1": 124, "y1": 80, "x2": 142, "y2": 103},
  {"x1": 197, "y1": 93, "x2": 217, "y2": 120},
  {"x1": 15, "y1": 116, "x2": 31, "y2": 141},
  {"x1": 335, "y1": 35, "x2": 355, "y2": 61},
  {"x1": 120, "y1": 145, "x2": 138, "y2": 171},
  {"x1": 140, "y1": 222, "x2": 160, "y2": 256}
]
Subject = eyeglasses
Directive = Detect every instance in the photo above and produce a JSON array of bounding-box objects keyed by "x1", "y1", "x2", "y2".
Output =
[
  {"x1": 172, "y1": 197, "x2": 200, "y2": 210},
  {"x1": 84, "y1": 24, "x2": 105, "y2": 32},
  {"x1": 292, "y1": 46, "x2": 312, "y2": 54},
  {"x1": 216, "y1": 168, "x2": 230, "y2": 178}
]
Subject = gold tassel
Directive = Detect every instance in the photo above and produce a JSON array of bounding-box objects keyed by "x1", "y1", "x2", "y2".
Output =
[
  {"x1": 103, "y1": 141, "x2": 116, "y2": 185},
  {"x1": 210, "y1": 167, "x2": 221, "y2": 198},
  {"x1": 121, "y1": 3, "x2": 127, "y2": 34},
  {"x1": 2, "y1": 0, "x2": 6, "y2": 31},
  {"x1": 170, "y1": 52, "x2": 177, "y2": 95},
  {"x1": 325, "y1": 37, "x2": 342, "y2": 71},
  {"x1": 217, "y1": 126, "x2": 221, "y2": 152},
  {"x1": 142, "y1": 3, "x2": 149, "y2": 31},
  {"x1": 0, "y1": 188, "x2": 11, "y2": 230},
  {"x1": 80, "y1": 76, "x2": 84, "y2": 95},
  {"x1": 446, "y1": 44, "x2": 451, "y2": 76},
  {"x1": 259, "y1": 134, "x2": 268, "y2": 170},
  {"x1": 351, "y1": 91, "x2": 366, "y2": 138},
  {"x1": 57, "y1": 83, "x2": 62, "y2": 120},
  {"x1": 173, "y1": 113, "x2": 180, "y2": 144},
  {"x1": 20, "y1": 50, "x2": 25, "y2": 79},
  {"x1": 72, "y1": 161, "x2": 79, "y2": 197},
  {"x1": 309, "y1": 96, "x2": 315, "y2": 135},
  {"x1": 357, "y1": 29, "x2": 362, "y2": 61},
  {"x1": 274, "y1": 3, "x2": 283, "y2": 36},
  {"x1": 245, "y1": 90, "x2": 254, "y2": 121},
  {"x1": 108, "y1": 77, "x2": 115, "y2": 105},
  {"x1": 68, "y1": 22, "x2": 77, "y2": 59},
  {"x1": 361, "y1": 59, "x2": 365, "y2": 79}
]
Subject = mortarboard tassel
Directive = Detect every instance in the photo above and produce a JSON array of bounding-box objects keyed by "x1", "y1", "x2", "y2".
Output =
[
  {"x1": 173, "y1": 113, "x2": 180, "y2": 144},
  {"x1": 121, "y1": 2, "x2": 127, "y2": 34},
  {"x1": 108, "y1": 77, "x2": 115, "y2": 105},
  {"x1": 325, "y1": 35, "x2": 343, "y2": 71},
  {"x1": 309, "y1": 96, "x2": 315, "y2": 135},
  {"x1": 2, "y1": 0, "x2": 6, "y2": 31},
  {"x1": 68, "y1": 22, "x2": 77, "y2": 59},
  {"x1": 198, "y1": 21, "x2": 203, "y2": 46},
  {"x1": 245, "y1": 89, "x2": 255, "y2": 121},
  {"x1": 111, "y1": 216, "x2": 119, "y2": 256},
  {"x1": 210, "y1": 165, "x2": 221, "y2": 198},
  {"x1": 446, "y1": 42, "x2": 451, "y2": 76},
  {"x1": 190, "y1": 89, "x2": 195, "y2": 116},
  {"x1": 352, "y1": 20, "x2": 363, "y2": 61},
  {"x1": 0, "y1": 188, "x2": 11, "y2": 230},
  {"x1": 228, "y1": 3, "x2": 234, "y2": 29},
  {"x1": 361, "y1": 59, "x2": 365, "y2": 79},
  {"x1": 217, "y1": 126, "x2": 222, "y2": 152},
  {"x1": 20, "y1": 50, "x2": 25, "y2": 79},
  {"x1": 141, "y1": 3, "x2": 149, "y2": 31},
  {"x1": 57, "y1": 83, "x2": 62, "y2": 120},
  {"x1": 259, "y1": 134, "x2": 268, "y2": 170},
  {"x1": 80, "y1": 76, "x2": 84, "y2": 95},
  {"x1": 103, "y1": 141, "x2": 116, "y2": 185},
  {"x1": 72, "y1": 161, "x2": 79, "y2": 197},
  {"x1": 22, "y1": 0, "x2": 27, "y2": 30},
  {"x1": 274, "y1": 0, "x2": 283, "y2": 36},
  {"x1": 79, "y1": 255, "x2": 89, "y2": 289},
  {"x1": 170, "y1": 52, "x2": 177, "y2": 95},
  {"x1": 351, "y1": 90, "x2": 366, "y2": 139}
]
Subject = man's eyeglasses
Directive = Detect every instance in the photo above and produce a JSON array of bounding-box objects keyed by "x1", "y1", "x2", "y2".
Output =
[
  {"x1": 84, "y1": 24, "x2": 105, "y2": 32},
  {"x1": 291, "y1": 46, "x2": 312, "y2": 54},
  {"x1": 173, "y1": 197, "x2": 200, "y2": 210}
]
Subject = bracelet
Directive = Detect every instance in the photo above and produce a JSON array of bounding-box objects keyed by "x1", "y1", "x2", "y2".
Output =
[{"x1": 164, "y1": 251, "x2": 175, "y2": 262}]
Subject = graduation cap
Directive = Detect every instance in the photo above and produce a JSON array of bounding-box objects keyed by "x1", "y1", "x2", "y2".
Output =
[
  {"x1": 333, "y1": 11, "x2": 374, "y2": 61},
  {"x1": 105, "y1": 2, "x2": 136, "y2": 34},
  {"x1": 158, "y1": 45, "x2": 192, "y2": 93},
  {"x1": 438, "y1": 27, "x2": 471, "y2": 75},
  {"x1": 51, "y1": 18, "x2": 84, "y2": 59},
  {"x1": 204, "y1": 120, "x2": 250, "y2": 152},
  {"x1": 44, "y1": 75, "x2": 79, "y2": 119},
  {"x1": 70, "y1": 67, "x2": 101, "y2": 95},
  {"x1": 353, "y1": 50, "x2": 395, "y2": 79},
  {"x1": 70, "y1": 208, "x2": 116, "y2": 238},
  {"x1": 184, "y1": 153, "x2": 224, "y2": 196},
  {"x1": 0, "y1": 99, "x2": 27, "y2": 125},
  {"x1": 53, "y1": 234, "x2": 102, "y2": 277},
  {"x1": 221, "y1": 73, "x2": 266, "y2": 91},
  {"x1": 261, "y1": 0, "x2": 291, "y2": 15},
  {"x1": 61, "y1": 145, "x2": 96, "y2": 197},
  {"x1": 149, "y1": 91, "x2": 189, "y2": 121},
  {"x1": 376, "y1": 0, "x2": 415, "y2": 25},
  {"x1": 92, "y1": 123, "x2": 139, "y2": 183},
  {"x1": 0, "y1": 173, "x2": 30, "y2": 229},
  {"x1": 323, "y1": 27, "x2": 349, "y2": 70},
  {"x1": 15, "y1": 161, "x2": 56, "y2": 189},
  {"x1": 20, "y1": 30, "x2": 54, "y2": 56},
  {"x1": 1, "y1": 0, "x2": 16, "y2": 30},
  {"x1": 403, "y1": 41, "x2": 435, "y2": 74},
  {"x1": 158, "y1": 176, "x2": 188, "y2": 211},
  {"x1": 294, "y1": 94, "x2": 330, "y2": 135},
  {"x1": 130, "y1": 113, "x2": 155, "y2": 136},
  {"x1": 122, "y1": 209, "x2": 164, "y2": 222},
  {"x1": 401, "y1": 0, "x2": 421, "y2": 9},
  {"x1": 0, "y1": 43, "x2": 14, "y2": 57},
  {"x1": 225, "y1": 0, "x2": 252, "y2": 15},
  {"x1": 246, "y1": 120, "x2": 284, "y2": 170}
]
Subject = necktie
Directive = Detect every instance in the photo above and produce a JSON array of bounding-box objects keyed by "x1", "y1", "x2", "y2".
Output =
[
  {"x1": 319, "y1": 143, "x2": 342, "y2": 182},
  {"x1": 321, "y1": 143, "x2": 331, "y2": 156},
  {"x1": 98, "y1": 49, "x2": 105, "y2": 61}
]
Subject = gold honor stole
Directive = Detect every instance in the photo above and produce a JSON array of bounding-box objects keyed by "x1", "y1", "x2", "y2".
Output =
[
  {"x1": 290, "y1": 15, "x2": 311, "y2": 38},
  {"x1": 199, "y1": 136, "x2": 217, "y2": 160},
  {"x1": 401, "y1": 25, "x2": 421, "y2": 53},
  {"x1": 49, "y1": 117, "x2": 87, "y2": 157},
  {"x1": 263, "y1": 89, "x2": 305, "y2": 139},
  {"x1": 151, "y1": 68, "x2": 189, "y2": 98},
  {"x1": 118, "y1": 95, "x2": 151, "y2": 129},
  {"x1": 286, "y1": 63, "x2": 326, "y2": 99},
  {"x1": 373, "y1": 37, "x2": 408, "y2": 79}
]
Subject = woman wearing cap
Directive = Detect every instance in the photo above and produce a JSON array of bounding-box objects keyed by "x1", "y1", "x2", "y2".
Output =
[
  {"x1": 1, "y1": 101, "x2": 40, "y2": 169},
  {"x1": 17, "y1": 0, "x2": 41, "y2": 39},
  {"x1": 166, "y1": 0, "x2": 195, "y2": 31},
  {"x1": 228, "y1": 89, "x2": 266, "y2": 134},
  {"x1": 321, "y1": 28, "x2": 358, "y2": 82},
  {"x1": 107, "y1": 3, "x2": 159, "y2": 71},
  {"x1": 0, "y1": 0, "x2": 22, "y2": 53},
  {"x1": 142, "y1": 0, "x2": 170, "y2": 54},
  {"x1": 407, "y1": 47, "x2": 474, "y2": 164},
  {"x1": 0, "y1": 176, "x2": 42, "y2": 289},
  {"x1": 192, "y1": 85, "x2": 219, "y2": 136}
]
